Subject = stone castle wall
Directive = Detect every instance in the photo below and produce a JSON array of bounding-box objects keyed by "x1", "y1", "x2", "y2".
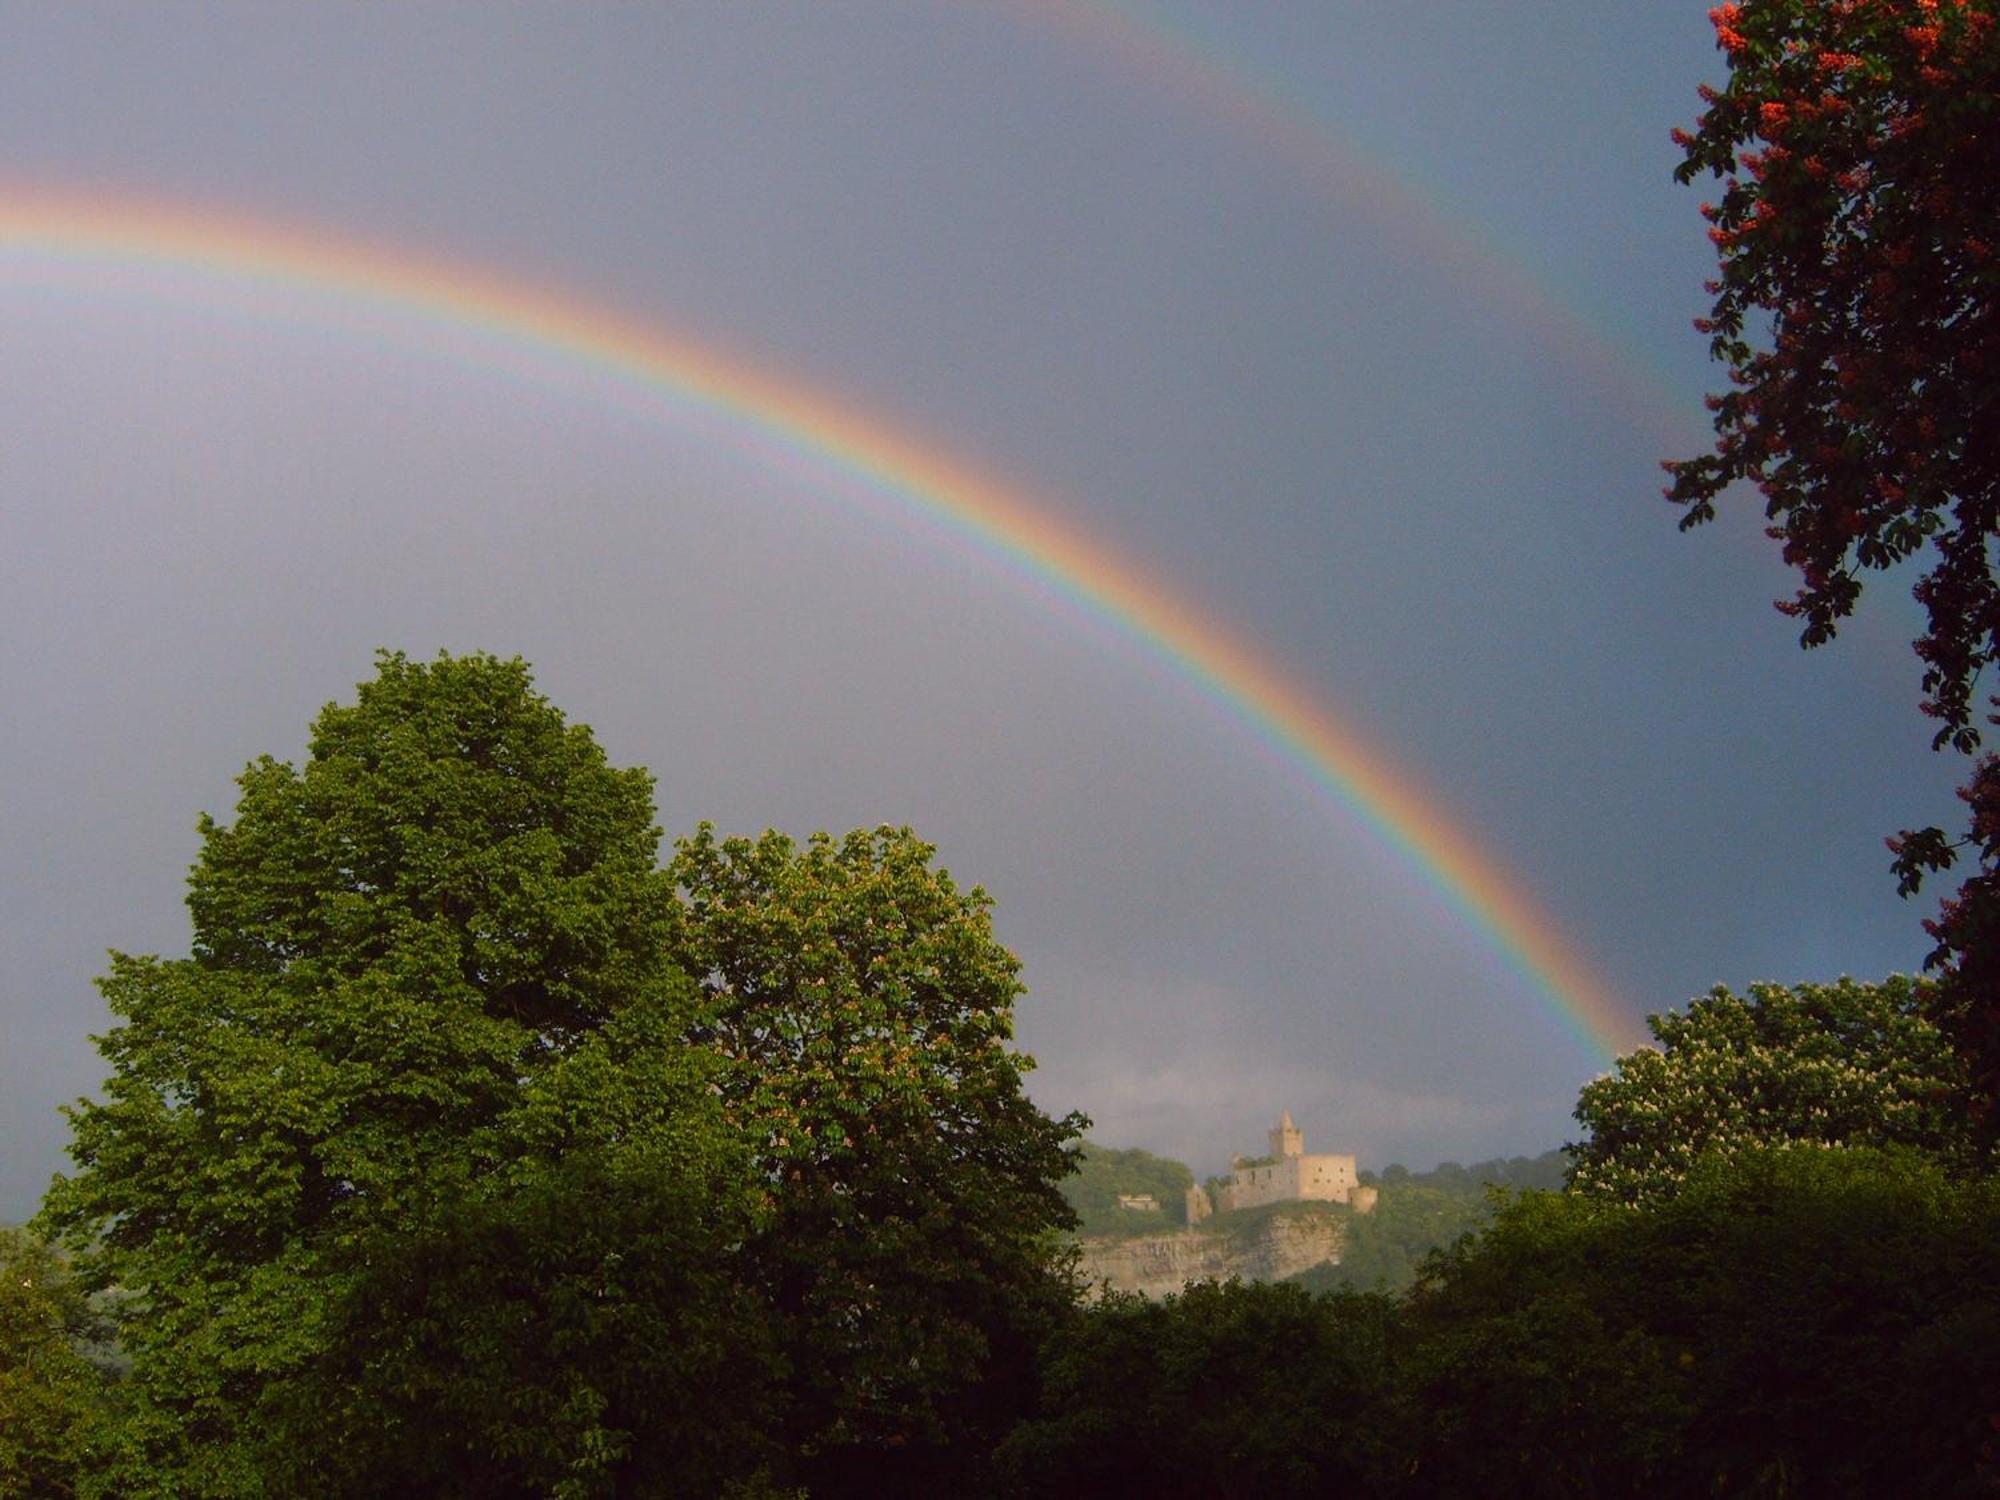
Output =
[
  {"x1": 1212, "y1": 1151, "x2": 1360, "y2": 1213},
  {"x1": 1080, "y1": 1113, "x2": 1373, "y2": 1297},
  {"x1": 1194, "y1": 1111, "x2": 1371, "y2": 1218}
]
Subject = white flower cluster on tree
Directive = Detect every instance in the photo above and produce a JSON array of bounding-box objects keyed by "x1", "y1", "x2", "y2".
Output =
[{"x1": 1568, "y1": 976, "x2": 1971, "y2": 1204}]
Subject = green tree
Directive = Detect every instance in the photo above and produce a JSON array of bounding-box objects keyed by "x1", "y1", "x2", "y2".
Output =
[
  {"x1": 668, "y1": 824, "x2": 1085, "y2": 1495},
  {"x1": 1293, "y1": 1184, "x2": 1489, "y2": 1295},
  {"x1": 1568, "y1": 975, "x2": 1972, "y2": 1203},
  {"x1": 0, "y1": 1228, "x2": 110, "y2": 1499},
  {"x1": 1663, "y1": 0, "x2": 2000, "y2": 1110},
  {"x1": 264, "y1": 1144, "x2": 785, "y2": 1499},
  {"x1": 255, "y1": 987, "x2": 787, "y2": 1500},
  {"x1": 995, "y1": 1280, "x2": 1400, "y2": 1500},
  {"x1": 38, "y1": 652, "x2": 771, "y2": 1496},
  {"x1": 1398, "y1": 1149, "x2": 2000, "y2": 1497},
  {"x1": 1392, "y1": 1190, "x2": 1692, "y2": 1498}
]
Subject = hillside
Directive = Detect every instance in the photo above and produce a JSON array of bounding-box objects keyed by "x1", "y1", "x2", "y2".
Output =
[
  {"x1": 1290, "y1": 1149, "x2": 1572, "y2": 1294},
  {"x1": 1069, "y1": 1144, "x2": 1570, "y2": 1297},
  {"x1": 1060, "y1": 1141, "x2": 1196, "y2": 1236}
]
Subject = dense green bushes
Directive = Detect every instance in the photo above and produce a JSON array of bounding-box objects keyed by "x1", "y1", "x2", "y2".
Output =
[
  {"x1": 996, "y1": 1279, "x2": 1399, "y2": 1499},
  {"x1": 1006, "y1": 1147, "x2": 2000, "y2": 1498},
  {"x1": 1396, "y1": 1147, "x2": 2000, "y2": 1496},
  {"x1": 21, "y1": 1144, "x2": 1997, "y2": 1497}
]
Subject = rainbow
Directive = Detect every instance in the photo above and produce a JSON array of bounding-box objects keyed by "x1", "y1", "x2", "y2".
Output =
[
  {"x1": 1028, "y1": 0, "x2": 1702, "y2": 448},
  {"x1": 0, "y1": 184, "x2": 1645, "y2": 1058}
]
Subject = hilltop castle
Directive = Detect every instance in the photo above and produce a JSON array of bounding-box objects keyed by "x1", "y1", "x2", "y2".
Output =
[{"x1": 1183, "y1": 1112, "x2": 1377, "y2": 1223}]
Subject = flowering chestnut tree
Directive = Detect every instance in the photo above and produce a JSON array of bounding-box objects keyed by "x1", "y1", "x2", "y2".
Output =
[
  {"x1": 1664, "y1": 0, "x2": 2000, "y2": 1110},
  {"x1": 1568, "y1": 977, "x2": 1972, "y2": 1204}
]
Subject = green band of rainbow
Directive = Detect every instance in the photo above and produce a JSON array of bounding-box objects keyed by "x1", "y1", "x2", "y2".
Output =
[{"x1": 0, "y1": 185, "x2": 1644, "y2": 1059}]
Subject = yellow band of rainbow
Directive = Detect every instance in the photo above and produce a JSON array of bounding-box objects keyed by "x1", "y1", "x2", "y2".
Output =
[{"x1": 0, "y1": 184, "x2": 1645, "y2": 1059}]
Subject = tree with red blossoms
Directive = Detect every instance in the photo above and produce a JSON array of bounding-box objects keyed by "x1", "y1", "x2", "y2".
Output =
[{"x1": 1665, "y1": 0, "x2": 2000, "y2": 1120}]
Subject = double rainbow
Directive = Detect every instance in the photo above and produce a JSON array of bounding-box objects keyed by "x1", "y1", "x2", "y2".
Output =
[{"x1": 0, "y1": 185, "x2": 1643, "y2": 1058}]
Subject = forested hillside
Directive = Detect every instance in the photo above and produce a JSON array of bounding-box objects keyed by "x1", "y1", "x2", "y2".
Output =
[
  {"x1": 1060, "y1": 1142, "x2": 1196, "y2": 1233},
  {"x1": 1292, "y1": 1150, "x2": 1572, "y2": 1294}
]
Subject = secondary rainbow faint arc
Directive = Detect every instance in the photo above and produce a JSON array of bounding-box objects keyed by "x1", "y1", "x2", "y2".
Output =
[
  {"x1": 0, "y1": 186, "x2": 1644, "y2": 1059},
  {"x1": 1027, "y1": 0, "x2": 1702, "y2": 448}
]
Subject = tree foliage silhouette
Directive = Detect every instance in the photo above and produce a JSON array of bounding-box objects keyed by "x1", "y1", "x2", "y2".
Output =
[{"x1": 1664, "y1": 0, "x2": 2000, "y2": 1112}]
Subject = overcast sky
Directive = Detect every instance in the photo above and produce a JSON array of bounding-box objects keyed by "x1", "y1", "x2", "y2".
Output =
[{"x1": 0, "y1": 4, "x2": 1963, "y2": 1217}]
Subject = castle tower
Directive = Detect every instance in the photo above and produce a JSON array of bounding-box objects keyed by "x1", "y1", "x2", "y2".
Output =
[{"x1": 1269, "y1": 1110, "x2": 1303, "y2": 1160}]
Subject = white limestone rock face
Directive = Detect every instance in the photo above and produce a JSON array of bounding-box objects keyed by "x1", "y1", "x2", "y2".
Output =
[{"x1": 1074, "y1": 1211, "x2": 1347, "y2": 1299}]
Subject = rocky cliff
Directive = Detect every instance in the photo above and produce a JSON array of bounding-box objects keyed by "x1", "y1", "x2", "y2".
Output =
[{"x1": 1075, "y1": 1209, "x2": 1347, "y2": 1299}]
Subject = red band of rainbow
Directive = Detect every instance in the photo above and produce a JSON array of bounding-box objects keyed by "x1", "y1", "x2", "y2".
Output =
[{"x1": 0, "y1": 185, "x2": 1646, "y2": 1059}]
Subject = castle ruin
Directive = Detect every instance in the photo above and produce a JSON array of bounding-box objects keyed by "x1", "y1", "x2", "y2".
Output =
[{"x1": 1184, "y1": 1111, "x2": 1377, "y2": 1222}]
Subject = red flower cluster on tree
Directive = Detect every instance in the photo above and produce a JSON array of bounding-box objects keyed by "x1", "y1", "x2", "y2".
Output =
[{"x1": 1665, "y1": 0, "x2": 2000, "y2": 1118}]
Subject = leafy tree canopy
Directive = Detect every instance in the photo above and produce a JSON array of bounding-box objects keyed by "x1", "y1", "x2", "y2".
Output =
[
  {"x1": 1568, "y1": 975, "x2": 1973, "y2": 1203},
  {"x1": 668, "y1": 823, "x2": 1085, "y2": 1493},
  {"x1": 37, "y1": 652, "x2": 766, "y2": 1496},
  {"x1": 0, "y1": 1227, "x2": 111, "y2": 1500},
  {"x1": 1399, "y1": 1148, "x2": 2000, "y2": 1498},
  {"x1": 1663, "y1": 0, "x2": 2000, "y2": 1110},
  {"x1": 995, "y1": 1280, "x2": 1400, "y2": 1500},
  {"x1": 1667, "y1": 0, "x2": 1998, "y2": 681}
]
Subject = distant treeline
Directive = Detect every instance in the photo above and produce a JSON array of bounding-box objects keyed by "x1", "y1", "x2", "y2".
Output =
[{"x1": 1365, "y1": 1150, "x2": 1570, "y2": 1194}]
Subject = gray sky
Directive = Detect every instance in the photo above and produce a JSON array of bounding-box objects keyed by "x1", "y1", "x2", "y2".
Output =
[{"x1": 0, "y1": 4, "x2": 1963, "y2": 1216}]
